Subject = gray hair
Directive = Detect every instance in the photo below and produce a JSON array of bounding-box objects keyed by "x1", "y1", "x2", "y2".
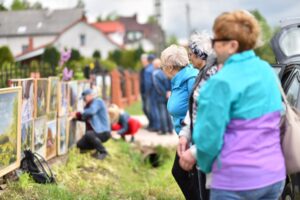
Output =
[
  {"x1": 161, "y1": 45, "x2": 189, "y2": 71},
  {"x1": 188, "y1": 31, "x2": 213, "y2": 60}
]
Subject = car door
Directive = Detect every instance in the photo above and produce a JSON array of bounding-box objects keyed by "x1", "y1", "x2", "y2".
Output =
[{"x1": 284, "y1": 68, "x2": 300, "y2": 108}]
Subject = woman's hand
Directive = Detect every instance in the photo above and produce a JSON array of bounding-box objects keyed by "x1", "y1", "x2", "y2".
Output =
[
  {"x1": 179, "y1": 149, "x2": 196, "y2": 171},
  {"x1": 177, "y1": 136, "x2": 188, "y2": 157},
  {"x1": 69, "y1": 111, "x2": 77, "y2": 119}
]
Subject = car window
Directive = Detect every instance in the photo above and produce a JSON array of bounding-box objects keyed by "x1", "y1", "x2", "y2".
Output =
[
  {"x1": 286, "y1": 74, "x2": 300, "y2": 107},
  {"x1": 279, "y1": 27, "x2": 300, "y2": 57}
]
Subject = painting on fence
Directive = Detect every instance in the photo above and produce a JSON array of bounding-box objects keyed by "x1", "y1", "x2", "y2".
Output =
[
  {"x1": 76, "y1": 122, "x2": 85, "y2": 142},
  {"x1": 0, "y1": 87, "x2": 21, "y2": 177},
  {"x1": 47, "y1": 77, "x2": 59, "y2": 115},
  {"x1": 77, "y1": 81, "x2": 85, "y2": 112},
  {"x1": 68, "y1": 81, "x2": 78, "y2": 112},
  {"x1": 58, "y1": 82, "x2": 68, "y2": 116},
  {"x1": 46, "y1": 120, "x2": 57, "y2": 160},
  {"x1": 21, "y1": 120, "x2": 33, "y2": 155},
  {"x1": 68, "y1": 118, "x2": 77, "y2": 148},
  {"x1": 105, "y1": 75, "x2": 112, "y2": 101},
  {"x1": 35, "y1": 79, "x2": 48, "y2": 118},
  {"x1": 57, "y1": 116, "x2": 68, "y2": 155},
  {"x1": 95, "y1": 76, "x2": 103, "y2": 98},
  {"x1": 21, "y1": 79, "x2": 35, "y2": 122},
  {"x1": 33, "y1": 117, "x2": 46, "y2": 158}
]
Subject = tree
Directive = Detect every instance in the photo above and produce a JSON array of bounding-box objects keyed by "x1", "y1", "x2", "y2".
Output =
[
  {"x1": 0, "y1": 46, "x2": 14, "y2": 66},
  {"x1": 11, "y1": 0, "x2": 29, "y2": 10},
  {"x1": 105, "y1": 11, "x2": 119, "y2": 21},
  {"x1": 31, "y1": 1, "x2": 43, "y2": 9},
  {"x1": 93, "y1": 50, "x2": 101, "y2": 59},
  {"x1": 69, "y1": 49, "x2": 81, "y2": 61},
  {"x1": 251, "y1": 10, "x2": 276, "y2": 63},
  {"x1": 42, "y1": 46, "x2": 60, "y2": 67},
  {"x1": 147, "y1": 15, "x2": 157, "y2": 24},
  {"x1": 0, "y1": 3, "x2": 7, "y2": 11},
  {"x1": 166, "y1": 35, "x2": 178, "y2": 46},
  {"x1": 108, "y1": 50, "x2": 122, "y2": 66}
]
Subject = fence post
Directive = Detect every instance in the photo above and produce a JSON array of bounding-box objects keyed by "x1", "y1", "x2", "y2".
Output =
[
  {"x1": 124, "y1": 70, "x2": 133, "y2": 105},
  {"x1": 110, "y1": 69, "x2": 123, "y2": 108}
]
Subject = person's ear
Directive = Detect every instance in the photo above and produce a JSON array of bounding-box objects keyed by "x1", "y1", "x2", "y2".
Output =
[{"x1": 229, "y1": 40, "x2": 239, "y2": 54}]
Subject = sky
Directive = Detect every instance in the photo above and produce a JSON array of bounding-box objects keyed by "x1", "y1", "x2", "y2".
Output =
[{"x1": 3, "y1": 0, "x2": 300, "y2": 40}]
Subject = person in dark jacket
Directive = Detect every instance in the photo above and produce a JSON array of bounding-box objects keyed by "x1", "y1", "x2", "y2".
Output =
[
  {"x1": 139, "y1": 54, "x2": 150, "y2": 122},
  {"x1": 152, "y1": 58, "x2": 173, "y2": 134},
  {"x1": 70, "y1": 89, "x2": 111, "y2": 160},
  {"x1": 108, "y1": 104, "x2": 141, "y2": 142}
]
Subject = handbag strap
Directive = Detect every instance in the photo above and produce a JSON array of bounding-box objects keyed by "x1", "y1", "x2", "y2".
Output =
[{"x1": 277, "y1": 81, "x2": 289, "y2": 106}]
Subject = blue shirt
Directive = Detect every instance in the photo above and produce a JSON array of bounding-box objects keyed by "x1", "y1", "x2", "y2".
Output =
[
  {"x1": 144, "y1": 64, "x2": 154, "y2": 96},
  {"x1": 81, "y1": 98, "x2": 111, "y2": 133},
  {"x1": 167, "y1": 65, "x2": 198, "y2": 133},
  {"x1": 152, "y1": 69, "x2": 171, "y2": 103}
]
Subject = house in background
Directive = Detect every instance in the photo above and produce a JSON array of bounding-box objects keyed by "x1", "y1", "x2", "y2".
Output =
[
  {"x1": 0, "y1": 8, "x2": 120, "y2": 62},
  {"x1": 92, "y1": 21, "x2": 125, "y2": 46}
]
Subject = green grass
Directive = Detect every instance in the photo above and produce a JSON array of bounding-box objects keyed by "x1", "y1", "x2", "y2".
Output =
[
  {"x1": 1, "y1": 141, "x2": 183, "y2": 200},
  {"x1": 125, "y1": 100, "x2": 143, "y2": 116}
]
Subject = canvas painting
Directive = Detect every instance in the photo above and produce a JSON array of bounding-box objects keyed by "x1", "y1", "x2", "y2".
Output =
[
  {"x1": 105, "y1": 75, "x2": 112, "y2": 101},
  {"x1": 68, "y1": 81, "x2": 78, "y2": 112},
  {"x1": 33, "y1": 117, "x2": 47, "y2": 158},
  {"x1": 46, "y1": 120, "x2": 57, "y2": 160},
  {"x1": 57, "y1": 116, "x2": 68, "y2": 155},
  {"x1": 0, "y1": 87, "x2": 21, "y2": 177},
  {"x1": 76, "y1": 122, "x2": 85, "y2": 142},
  {"x1": 21, "y1": 79, "x2": 35, "y2": 122},
  {"x1": 58, "y1": 82, "x2": 69, "y2": 116},
  {"x1": 35, "y1": 79, "x2": 48, "y2": 118},
  {"x1": 47, "y1": 77, "x2": 59, "y2": 114},
  {"x1": 77, "y1": 82, "x2": 85, "y2": 112},
  {"x1": 21, "y1": 120, "x2": 33, "y2": 155},
  {"x1": 96, "y1": 76, "x2": 103, "y2": 98},
  {"x1": 68, "y1": 118, "x2": 77, "y2": 148}
]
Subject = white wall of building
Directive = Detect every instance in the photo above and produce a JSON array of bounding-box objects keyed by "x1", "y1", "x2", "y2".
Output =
[
  {"x1": 107, "y1": 32, "x2": 124, "y2": 46},
  {"x1": 54, "y1": 22, "x2": 119, "y2": 58},
  {"x1": 33, "y1": 35, "x2": 56, "y2": 48}
]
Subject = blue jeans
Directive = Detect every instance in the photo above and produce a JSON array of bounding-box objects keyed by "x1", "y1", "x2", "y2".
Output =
[{"x1": 210, "y1": 180, "x2": 285, "y2": 200}]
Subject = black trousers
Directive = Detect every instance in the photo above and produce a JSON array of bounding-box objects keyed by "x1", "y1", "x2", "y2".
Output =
[
  {"x1": 172, "y1": 152, "x2": 209, "y2": 200},
  {"x1": 77, "y1": 130, "x2": 111, "y2": 153}
]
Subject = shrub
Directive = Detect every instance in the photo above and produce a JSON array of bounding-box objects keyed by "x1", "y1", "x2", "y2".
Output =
[
  {"x1": 0, "y1": 46, "x2": 14, "y2": 67},
  {"x1": 42, "y1": 46, "x2": 60, "y2": 67},
  {"x1": 93, "y1": 50, "x2": 101, "y2": 59}
]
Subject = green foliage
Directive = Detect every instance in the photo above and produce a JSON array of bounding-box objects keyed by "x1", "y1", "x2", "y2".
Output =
[
  {"x1": 30, "y1": 60, "x2": 39, "y2": 72},
  {"x1": 42, "y1": 46, "x2": 60, "y2": 67},
  {"x1": 0, "y1": 3, "x2": 7, "y2": 11},
  {"x1": 10, "y1": 0, "x2": 29, "y2": 10},
  {"x1": 108, "y1": 48, "x2": 145, "y2": 70},
  {"x1": 166, "y1": 35, "x2": 178, "y2": 46},
  {"x1": 147, "y1": 15, "x2": 158, "y2": 24},
  {"x1": 125, "y1": 100, "x2": 143, "y2": 115},
  {"x1": 93, "y1": 50, "x2": 101, "y2": 59},
  {"x1": 108, "y1": 50, "x2": 122, "y2": 65},
  {"x1": 100, "y1": 59, "x2": 117, "y2": 71},
  {"x1": 31, "y1": 2, "x2": 43, "y2": 9},
  {"x1": 0, "y1": 46, "x2": 14, "y2": 66},
  {"x1": 69, "y1": 49, "x2": 81, "y2": 62}
]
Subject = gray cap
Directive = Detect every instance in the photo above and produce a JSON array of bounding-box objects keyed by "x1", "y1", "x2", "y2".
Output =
[{"x1": 80, "y1": 89, "x2": 94, "y2": 100}]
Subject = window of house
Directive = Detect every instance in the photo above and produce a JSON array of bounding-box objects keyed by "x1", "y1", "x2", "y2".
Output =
[
  {"x1": 286, "y1": 73, "x2": 300, "y2": 107},
  {"x1": 80, "y1": 34, "x2": 86, "y2": 46},
  {"x1": 22, "y1": 45, "x2": 29, "y2": 52}
]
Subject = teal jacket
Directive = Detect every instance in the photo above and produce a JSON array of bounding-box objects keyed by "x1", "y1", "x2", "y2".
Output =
[
  {"x1": 167, "y1": 65, "x2": 198, "y2": 133},
  {"x1": 192, "y1": 50, "x2": 282, "y2": 173}
]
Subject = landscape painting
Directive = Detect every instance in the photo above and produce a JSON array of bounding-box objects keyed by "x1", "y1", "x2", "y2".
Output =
[
  {"x1": 46, "y1": 120, "x2": 57, "y2": 160},
  {"x1": 58, "y1": 82, "x2": 68, "y2": 116},
  {"x1": 68, "y1": 118, "x2": 77, "y2": 148},
  {"x1": 0, "y1": 87, "x2": 21, "y2": 177},
  {"x1": 33, "y1": 117, "x2": 47, "y2": 158},
  {"x1": 68, "y1": 81, "x2": 78, "y2": 112},
  {"x1": 47, "y1": 77, "x2": 59, "y2": 115},
  {"x1": 57, "y1": 116, "x2": 68, "y2": 155},
  {"x1": 35, "y1": 79, "x2": 48, "y2": 118},
  {"x1": 21, "y1": 120, "x2": 33, "y2": 155}
]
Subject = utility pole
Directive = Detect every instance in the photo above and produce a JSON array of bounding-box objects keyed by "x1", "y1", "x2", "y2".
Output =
[
  {"x1": 186, "y1": 2, "x2": 191, "y2": 38},
  {"x1": 154, "y1": 0, "x2": 161, "y2": 26}
]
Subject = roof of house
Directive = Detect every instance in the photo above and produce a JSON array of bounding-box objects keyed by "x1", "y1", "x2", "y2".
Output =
[
  {"x1": 0, "y1": 8, "x2": 85, "y2": 37},
  {"x1": 91, "y1": 21, "x2": 125, "y2": 34}
]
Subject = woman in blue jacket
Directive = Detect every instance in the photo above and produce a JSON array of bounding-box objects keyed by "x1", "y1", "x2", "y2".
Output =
[{"x1": 160, "y1": 44, "x2": 199, "y2": 199}]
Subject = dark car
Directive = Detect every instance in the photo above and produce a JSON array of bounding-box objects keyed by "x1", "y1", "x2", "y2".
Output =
[{"x1": 271, "y1": 18, "x2": 300, "y2": 200}]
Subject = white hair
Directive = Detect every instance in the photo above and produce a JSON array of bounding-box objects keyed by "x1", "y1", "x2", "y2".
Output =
[
  {"x1": 188, "y1": 31, "x2": 213, "y2": 59},
  {"x1": 160, "y1": 45, "x2": 189, "y2": 70}
]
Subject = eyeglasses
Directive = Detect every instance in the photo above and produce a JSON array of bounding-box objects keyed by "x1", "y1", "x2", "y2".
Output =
[{"x1": 211, "y1": 38, "x2": 233, "y2": 47}]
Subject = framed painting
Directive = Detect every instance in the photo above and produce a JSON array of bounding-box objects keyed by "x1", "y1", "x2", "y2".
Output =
[
  {"x1": 21, "y1": 120, "x2": 34, "y2": 156},
  {"x1": 33, "y1": 116, "x2": 47, "y2": 158},
  {"x1": 77, "y1": 81, "x2": 85, "y2": 112},
  {"x1": 47, "y1": 77, "x2": 59, "y2": 115},
  {"x1": 95, "y1": 76, "x2": 103, "y2": 98},
  {"x1": 46, "y1": 120, "x2": 57, "y2": 160},
  {"x1": 67, "y1": 118, "x2": 77, "y2": 148},
  {"x1": 58, "y1": 82, "x2": 69, "y2": 117},
  {"x1": 35, "y1": 79, "x2": 48, "y2": 118},
  {"x1": 76, "y1": 122, "x2": 85, "y2": 142},
  {"x1": 68, "y1": 81, "x2": 78, "y2": 113},
  {"x1": 57, "y1": 116, "x2": 68, "y2": 156},
  {"x1": 105, "y1": 75, "x2": 112, "y2": 102},
  {"x1": 0, "y1": 87, "x2": 21, "y2": 177}
]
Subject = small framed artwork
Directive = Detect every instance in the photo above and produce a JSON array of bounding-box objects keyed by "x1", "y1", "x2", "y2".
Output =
[
  {"x1": 0, "y1": 87, "x2": 22, "y2": 177},
  {"x1": 46, "y1": 120, "x2": 57, "y2": 160},
  {"x1": 77, "y1": 81, "x2": 85, "y2": 112},
  {"x1": 57, "y1": 116, "x2": 68, "y2": 155},
  {"x1": 47, "y1": 77, "x2": 59, "y2": 117},
  {"x1": 33, "y1": 116, "x2": 47, "y2": 158},
  {"x1": 67, "y1": 118, "x2": 77, "y2": 148},
  {"x1": 58, "y1": 82, "x2": 69, "y2": 117},
  {"x1": 68, "y1": 81, "x2": 78, "y2": 113},
  {"x1": 21, "y1": 119, "x2": 34, "y2": 156},
  {"x1": 35, "y1": 79, "x2": 48, "y2": 118},
  {"x1": 76, "y1": 122, "x2": 85, "y2": 142}
]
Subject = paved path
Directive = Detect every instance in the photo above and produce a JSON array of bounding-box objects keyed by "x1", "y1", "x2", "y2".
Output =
[{"x1": 129, "y1": 115, "x2": 179, "y2": 147}]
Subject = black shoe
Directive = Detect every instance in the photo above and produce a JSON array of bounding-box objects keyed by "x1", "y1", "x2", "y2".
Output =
[
  {"x1": 158, "y1": 131, "x2": 167, "y2": 135},
  {"x1": 130, "y1": 136, "x2": 135, "y2": 143},
  {"x1": 92, "y1": 152, "x2": 108, "y2": 160}
]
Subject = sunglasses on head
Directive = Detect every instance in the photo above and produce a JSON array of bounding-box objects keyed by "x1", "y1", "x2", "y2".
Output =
[{"x1": 211, "y1": 38, "x2": 234, "y2": 47}]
